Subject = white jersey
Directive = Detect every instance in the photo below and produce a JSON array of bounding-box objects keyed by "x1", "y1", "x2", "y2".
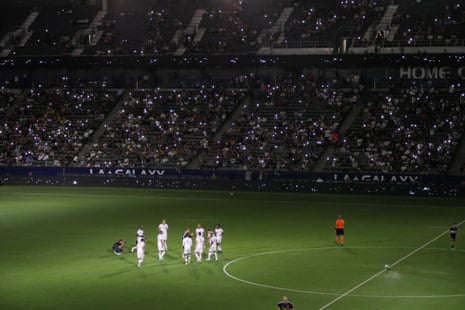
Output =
[
  {"x1": 195, "y1": 227, "x2": 205, "y2": 237},
  {"x1": 136, "y1": 240, "x2": 145, "y2": 258},
  {"x1": 195, "y1": 235, "x2": 205, "y2": 253},
  {"x1": 182, "y1": 237, "x2": 193, "y2": 254},
  {"x1": 215, "y1": 227, "x2": 224, "y2": 243},
  {"x1": 136, "y1": 228, "x2": 144, "y2": 242},
  {"x1": 159, "y1": 223, "x2": 168, "y2": 240},
  {"x1": 157, "y1": 234, "x2": 166, "y2": 251},
  {"x1": 209, "y1": 235, "x2": 217, "y2": 252}
]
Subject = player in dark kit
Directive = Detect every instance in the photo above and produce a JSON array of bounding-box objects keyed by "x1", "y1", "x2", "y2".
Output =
[
  {"x1": 277, "y1": 296, "x2": 293, "y2": 310},
  {"x1": 450, "y1": 223, "x2": 458, "y2": 250},
  {"x1": 113, "y1": 239, "x2": 125, "y2": 256}
]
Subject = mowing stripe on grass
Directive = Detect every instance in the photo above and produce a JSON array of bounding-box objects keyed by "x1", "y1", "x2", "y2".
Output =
[
  {"x1": 2, "y1": 191, "x2": 225, "y2": 201},
  {"x1": 318, "y1": 219, "x2": 465, "y2": 310}
]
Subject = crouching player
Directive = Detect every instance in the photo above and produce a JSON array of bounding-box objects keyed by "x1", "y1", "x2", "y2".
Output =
[{"x1": 113, "y1": 239, "x2": 125, "y2": 256}]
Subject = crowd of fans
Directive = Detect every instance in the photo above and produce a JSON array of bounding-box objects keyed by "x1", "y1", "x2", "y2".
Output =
[
  {"x1": 1, "y1": 1, "x2": 465, "y2": 173},
  {"x1": 199, "y1": 73, "x2": 354, "y2": 171},
  {"x1": 1, "y1": 77, "x2": 464, "y2": 174},
  {"x1": 0, "y1": 88, "x2": 121, "y2": 166},
  {"x1": 82, "y1": 87, "x2": 247, "y2": 168},
  {"x1": 327, "y1": 84, "x2": 465, "y2": 174}
]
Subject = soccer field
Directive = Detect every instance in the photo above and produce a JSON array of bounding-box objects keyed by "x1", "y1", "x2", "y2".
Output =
[{"x1": 1, "y1": 186, "x2": 464, "y2": 310}]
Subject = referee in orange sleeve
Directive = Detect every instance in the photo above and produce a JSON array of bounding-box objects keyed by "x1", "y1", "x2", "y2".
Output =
[{"x1": 335, "y1": 214, "x2": 345, "y2": 246}]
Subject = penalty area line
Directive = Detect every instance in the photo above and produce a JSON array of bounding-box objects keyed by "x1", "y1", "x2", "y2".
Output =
[{"x1": 318, "y1": 218, "x2": 465, "y2": 310}]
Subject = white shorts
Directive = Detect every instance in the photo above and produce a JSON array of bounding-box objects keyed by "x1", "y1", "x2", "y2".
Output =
[
  {"x1": 137, "y1": 249, "x2": 145, "y2": 259},
  {"x1": 183, "y1": 248, "x2": 192, "y2": 255},
  {"x1": 195, "y1": 245, "x2": 203, "y2": 253},
  {"x1": 209, "y1": 245, "x2": 217, "y2": 253},
  {"x1": 216, "y1": 236, "x2": 222, "y2": 244}
]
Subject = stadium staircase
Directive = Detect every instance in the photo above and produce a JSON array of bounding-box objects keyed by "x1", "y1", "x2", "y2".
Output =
[
  {"x1": 71, "y1": 10, "x2": 107, "y2": 56},
  {"x1": 256, "y1": 7, "x2": 293, "y2": 46},
  {"x1": 0, "y1": 10, "x2": 39, "y2": 56},
  {"x1": 17, "y1": 11, "x2": 40, "y2": 47},
  {"x1": 313, "y1": 97, "x2": 364, "y2": 172},
  {"x1": 0, "y1": 89, "x2": 22, "y2": 117},
  {"x1": 375, "y1": 4, "x2": 399, "y2": 42},
  {"x1": 187, "y1": 94, "x2": 250, "y2": 169},
  {"x1": 174, "y1": 9, "x2": 206, "y2": 56},
  {"x1": 77, "y1": 89, "x2": 126, "y2": 163},
  {"x1": 448, "y1": 135, "x2": 465, "y2": 174},
  {"x1": 272, "y1": 7, "x2": 294, "y2": 45}
]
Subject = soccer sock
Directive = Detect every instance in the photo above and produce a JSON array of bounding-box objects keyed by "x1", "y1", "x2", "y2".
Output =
[
  {"x1": 214, "y1": 253, "x2": 218, "y2": 261},
  {"x1": 341, "y1": 236, "x2": 345, "y2": 245},
  {"x1": 335, "y1": 236, "x2": 339, "y2": 244}
]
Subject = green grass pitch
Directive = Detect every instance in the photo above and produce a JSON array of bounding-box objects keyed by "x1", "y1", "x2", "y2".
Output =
[{"x1": 1, "y1": 186, "x2": 465, "y2": 309}]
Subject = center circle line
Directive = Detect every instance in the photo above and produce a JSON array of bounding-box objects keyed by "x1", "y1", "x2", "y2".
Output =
[{"x1": 222, "y1": 246, "x2": 465, "y2": 299}]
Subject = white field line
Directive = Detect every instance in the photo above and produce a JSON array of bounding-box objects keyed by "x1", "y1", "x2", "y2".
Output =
[
  {"x1": 318, "y1": 219, "x2": 465, "y2": 310},
  {"x1": 223, "y1": 247, "x2": 465, "y2": 299}
]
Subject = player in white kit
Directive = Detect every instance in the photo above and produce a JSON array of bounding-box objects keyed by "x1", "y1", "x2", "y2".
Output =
[
  {"x1": 131, "y1": 225, "x2": 145, "y2": 253},
  {"x1": 215, "y1": 224, "x2": 224, "y2": 252},
  {"x1": 136, "y1": 238, "x2": 146, "y2": 268},
  {"x1": 195, "y1": 223, "x2": 204, "y2": 237},
  {"x1": 157, "y1": 230, "x2": 166, "y2": 261},
  {"x1": 182, "y1": 234, "x2": 193, "y2": 265},
  {"x1": 158, "y1": 219, "x2": 169, "y2": 250},
  {"x1": 194, "y1": 231, "x2": 205, "y2": 262},
  {"x1": 206, "y1": 230, "x2": 218, "y2": 261}
]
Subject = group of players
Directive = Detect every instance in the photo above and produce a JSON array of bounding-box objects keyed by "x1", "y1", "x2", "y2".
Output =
[{"x1": 112, "y1": 219, "x2": 225, "y2": 268}]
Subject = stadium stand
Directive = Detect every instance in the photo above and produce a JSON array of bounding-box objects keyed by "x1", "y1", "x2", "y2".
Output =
[
  {"x1": 1, "y1": 0, "x2": 465, "y2": 177},
  {"x1": 326, "y1": 84, "x2": 465, "y2": 174},
  {"x1": 390, "y1": 0, "x2": 465, "y2": 47},
  {"x1": 82, "y1": 87, "x2": 247, "y2": 168},
  {"x1": 0, "y1": 88, "x2": 122, "y2": 166}
]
